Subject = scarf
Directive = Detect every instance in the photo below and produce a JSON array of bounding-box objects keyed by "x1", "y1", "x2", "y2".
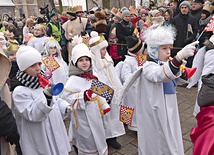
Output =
[
  {"x1": 199, "y1": 16, "x2": 212, "y2": 26},
  {"x1": 16, "y1": 70, "x2": 41, "y2": 89},
  {"x1": 68, "y1": 62, "x2": 97, "y2": 80}
]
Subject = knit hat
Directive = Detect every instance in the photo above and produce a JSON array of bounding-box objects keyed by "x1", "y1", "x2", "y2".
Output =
[
  {"x1": 144, "y1": 25, "x2": 176, "y2": 60},
  {"x1": 16, "y1": 46, "x2": 42, "y2": 71},
  {"x1": 121, "y1": 7, "x2": 128, "y2": 12},
  {"x1": 122, "y1": 10, "x2": 131, "y2": 18},
  {"x1": 5, "y1": 40, "x2": 19, "y2": 57},
  {"x1": 72, "y1": 43, "x2": 91, "y2": 65},
  {"x1": 179, "y1": 1, "x2": 191, "y2": 9},
  {"x1": 150, "y1": 10, "x2": 160, "y2": 17},
  {"x1": 126, "y1": 36, "x2": 143, "y2": 53}
]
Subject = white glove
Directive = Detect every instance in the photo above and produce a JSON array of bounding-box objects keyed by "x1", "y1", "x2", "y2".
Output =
[{"x1": 177, "y1": 41, "x2": 199, "y2": 60}]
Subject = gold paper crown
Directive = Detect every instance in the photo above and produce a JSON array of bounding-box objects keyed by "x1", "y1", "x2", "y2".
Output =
[
  {"x1": 61, "y1": 12, "x2": 67, "y2": 17},
  {"x1": 129, "y1": 6, "x2": 138, "y2": 16},
  {"x1": 111, "y1": 7, "x2": 118, "y2": 15},
  {"x1": 89, "y1": 34, "x2": 106, "y2": 47},
  {"x1": 137, "y1": 5, "x2": 143, "y2": 10},
  {"x1": 115, "y1": 11, "x2": 122, "y2": 19},
  {"x1": 203, "y1": 4, "x2": 213, "y2": 13},
  {"x1": 74, "y1": 5, "x2": 83, "y2": 12},
  {"x1": 7, "y1": 40, "x2": 19, "y2": 52},
  {"x1": 35, "y1": 24, "x2": 46, "y2": 32},
  {"x1": 67, "y1": 6, "x2": 76, "y2": 13}
]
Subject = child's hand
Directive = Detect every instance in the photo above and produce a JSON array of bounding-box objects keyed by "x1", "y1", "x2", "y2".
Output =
[{"x1": 84, "y1": 89, "x2": 93, "y2": 101}]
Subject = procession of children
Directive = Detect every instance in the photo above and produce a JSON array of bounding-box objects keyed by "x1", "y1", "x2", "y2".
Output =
[{"x1": 1, "y1": 2, "x2": 214, "y2": 155}]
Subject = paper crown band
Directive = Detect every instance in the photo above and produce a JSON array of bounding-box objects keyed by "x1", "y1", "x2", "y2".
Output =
[
  {"x1": 129, "y1": 39, "x2": 141, "y2": 51},
  {"x1": 89, "y1": 34, "x2": 106, "y2": 47}
]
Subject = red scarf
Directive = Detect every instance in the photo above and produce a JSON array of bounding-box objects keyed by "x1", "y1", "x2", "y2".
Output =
[{"x1": 76, "y1": 71, "x2": 98, "y2": 81}]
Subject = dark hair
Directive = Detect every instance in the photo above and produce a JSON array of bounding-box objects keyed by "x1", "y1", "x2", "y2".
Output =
[{"x1": 201, "y1": 10, "x2": 211, "y2": 18}]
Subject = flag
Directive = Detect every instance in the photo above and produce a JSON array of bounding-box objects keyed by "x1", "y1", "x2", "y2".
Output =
[
  {"x1": 204, "y1": 16, "x2": 214, "y2": 32},
  {"x1": 43, "y1": 56, "x2": 60, "y2": 72},
  {"x1": 90, "y1": 80, "x2": 114, "y2": 101},
  {"x1": 119, "y1": 105, "x2": 134, "y2": 126},
  {"x1": 187, "y1": 24, "x2": 193, "y2": 34}
]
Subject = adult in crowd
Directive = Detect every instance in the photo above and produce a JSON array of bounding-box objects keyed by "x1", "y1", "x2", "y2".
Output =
[
  {"x1": 0, "y1": 48, "x2": 21, "y2": 155},
  {"x1": 198, "y1": 3, "x2": 213, "y2": 48},
  {"x1": 116, "y1": 9, "x2": 134, "y2": 62},
  {"x1": 190, "y1": 0, "x2": 204, "y2": 24},
  {"x1": 169, "y1": 0, "x2": 180, "y2": 17},
  {"x1": 14, "y1": 21, "x2": 24, "y2": 45},
  {"x1": 171, "y1": 1, "x2": 198, "y2": 67},
  {"x1": 62, "y1": 5, "x2": 92, "y2": 62},
  {"x1": 22, "y1": 18, "x2": 34, "y2": 43},
  {"x1": 47, "y1": 12, "x2": 62, "y2": 43}
]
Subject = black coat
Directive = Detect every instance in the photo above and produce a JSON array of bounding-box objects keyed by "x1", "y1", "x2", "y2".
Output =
[
  {"x1": 171, "y1": 13, "x2": 198, "y2": 57},
  {"x1": 0, "y1": 98, "x2": 17, "y2": 137},
  {"x1": 116, "y1": 20, "x2": 134, "y2": 57}
]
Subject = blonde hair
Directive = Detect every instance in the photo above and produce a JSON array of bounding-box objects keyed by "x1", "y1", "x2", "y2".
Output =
[{"x1": 26, "y1": 18, "x2": 34, "y2": 27}]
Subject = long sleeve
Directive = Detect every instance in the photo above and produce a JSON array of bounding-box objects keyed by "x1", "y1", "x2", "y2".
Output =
[{"x1": 13, "y1": 87, "x2": 52, "y2": 122}]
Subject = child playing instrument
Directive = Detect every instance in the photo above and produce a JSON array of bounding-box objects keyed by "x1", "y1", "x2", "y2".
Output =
[{"x1": 12, "y1": 46, "x2": 71, "y2": 155}]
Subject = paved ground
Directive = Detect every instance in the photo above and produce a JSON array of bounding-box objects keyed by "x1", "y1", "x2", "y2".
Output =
[{"x1": 68, "y1": 86, "x2": 198, "y2": 155}]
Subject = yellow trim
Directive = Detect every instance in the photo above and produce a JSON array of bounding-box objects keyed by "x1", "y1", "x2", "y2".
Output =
[
  {"x1": 91, "y1": 96, "x2": 103, "y2": 116},
  {"x1": 129, "y1": 39, "x2": 141, "y2": 52},
  {"x1": 89, "y1": 34, "x2": 105, "y2": 47},
  {"x1": 162, "y1": 65, "x2": 171, "y2": 80}
]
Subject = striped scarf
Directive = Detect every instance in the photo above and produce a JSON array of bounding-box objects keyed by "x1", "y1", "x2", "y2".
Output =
[{"x1": 16, "y1": 70, "x2": 41, "y2": 89}]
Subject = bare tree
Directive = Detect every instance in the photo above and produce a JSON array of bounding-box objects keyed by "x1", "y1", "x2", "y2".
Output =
[{"x1": 48, "y1": 0, "x2": 63, "y2": 14}]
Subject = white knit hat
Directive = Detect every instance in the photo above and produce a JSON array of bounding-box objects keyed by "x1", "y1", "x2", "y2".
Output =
[
  {"x1": 71, "y1": 43, "x2": 91, "y2": 65},
  {"x1": 144, "y1": 25, "x2": 176, "y2": 60},
  {"x1": 16, "y1": 46, "x2": 42, "y2": 71}
]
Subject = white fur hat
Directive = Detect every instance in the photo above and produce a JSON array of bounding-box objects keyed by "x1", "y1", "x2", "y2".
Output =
[
  {"x1": 144, "y1": 25, "x2": 176, "y2": 60},
  {"x1": 16, "y1": 46, "x2": 42, "y2": 71},
  {"x1": 89, "y1": 31, "x2": 108, "y2": 52},
  {"x1": 71, "y1": 43, "x2": 91, "y2": 65}
]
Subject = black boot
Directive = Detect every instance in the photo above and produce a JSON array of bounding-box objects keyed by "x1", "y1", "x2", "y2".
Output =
[
  {"x1": 73, "y1": 145, "x2": 78, "y2": 154},
  {"x1": 106, "y1": 137, "x2": 121, "y2": 149}
]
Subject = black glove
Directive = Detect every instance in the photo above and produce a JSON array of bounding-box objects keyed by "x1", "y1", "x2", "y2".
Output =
[{"x1": 6, "y1": 130, "x2": 20, "y2": 145}]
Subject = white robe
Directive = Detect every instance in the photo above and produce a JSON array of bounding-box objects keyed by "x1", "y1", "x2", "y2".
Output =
[
  {"x1": 120, "y1": 61, "x2": 185, "y2": 155},
  {"x1": 12, "y1": 86, "x2": 71, "y2": 155},
  {"x1": 92, "y1": 59, "x2": 125, "y2": 139},
  {"x1": 120, "y1": 55, "x2": 139, "y2": 131},
  {"x1": 27, "y1": 36, "x2": 49, "y2": 53},
  {"x1": 187, "y1": 47, "x2": 214, "y2": 116},
  {"x1": 61, "y1": 76, "x2": 108, "y2": 155}
]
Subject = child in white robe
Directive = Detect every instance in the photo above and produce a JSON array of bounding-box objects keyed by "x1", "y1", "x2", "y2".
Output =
[
  {"x1": 129, "y1": 25, "x2": 198, "y2": 155},
  {"x1": 12, "y1": 46, "x2": 71, "y2": 155},
  {"x1": 89, "y1": 31, "x2": 125, "y2": 149},
  {"x1": 61, "y1": 41, "x2": 109, "y2": 155},
  {"x1": 41, "y1": 37, "x2": 68, "y2": 85},
  {"x1": 120, "y1": 36, "x2": 145, "y2": 131}
]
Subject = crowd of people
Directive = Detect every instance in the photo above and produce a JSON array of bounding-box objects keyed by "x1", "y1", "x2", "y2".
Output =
[{"x1": 1, "y1": 0, "x2": 214, "y2": 154}]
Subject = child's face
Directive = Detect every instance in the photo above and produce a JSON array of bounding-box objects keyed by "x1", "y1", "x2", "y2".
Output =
[
  {"x1": 77, "y1": 56, "x2": 91, "y2": 71},
  {"x1": 158, "y1": 44, "x2": 172, "y2": 62},
  {"x1": 34, "y1": 27, "x2": 44, "y2": 37},
  {"x1": 49, "y1": 47, "x2": 57, "y2": 56},
  {"x1": 24, "y1": 62, "x2": 42, "y2": 77},
  {"x1": 9, "y1": 52, "x2": 16, "y2": 62},
  {"x1": 100, "y1": 47, "x2": 107, "y2": 59}
]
